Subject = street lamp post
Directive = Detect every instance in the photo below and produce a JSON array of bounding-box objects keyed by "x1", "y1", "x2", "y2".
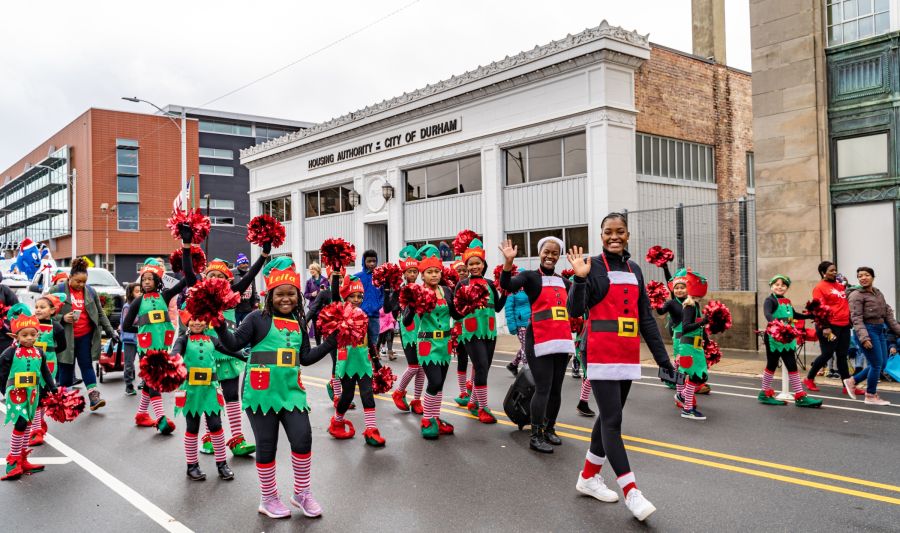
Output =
[
  {"x1": 100, "y1": 203, "x2": 116, "y2": 271},
  {"x1": 121, "y1": 97, "x2": 187, "y2": 202}
]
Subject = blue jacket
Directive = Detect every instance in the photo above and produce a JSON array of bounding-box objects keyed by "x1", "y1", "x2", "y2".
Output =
[
  {"x1": 355, "y1": 268, "x2": 384, "y2": 318},
  {"x1": 504, "y1": 290, "x2": 531, "y2": 333}
]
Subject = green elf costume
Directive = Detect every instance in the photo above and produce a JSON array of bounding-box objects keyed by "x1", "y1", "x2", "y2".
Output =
[
  {"x1": 759, "y1": 274, "x2": 821, "y2": 408},
  {"x1": 388, "y1": 245, "x2": 425, "y2": 414},
  {"x1": 673, "y1": 270, "x2": 711, "y2": 420},
  {"x1": 1, "y1": 304, "x2": 57, "y2": 480},
  {"x1": 29, "y1": 293, "x2": 67, "y2": 446}
]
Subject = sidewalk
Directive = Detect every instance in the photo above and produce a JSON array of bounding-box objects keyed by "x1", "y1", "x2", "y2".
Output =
[{"x1": 493, "y1": 333, "x2": 900, "y2": 393}]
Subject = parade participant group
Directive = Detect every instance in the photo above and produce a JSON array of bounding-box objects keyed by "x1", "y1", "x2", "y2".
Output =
[{"x1": 2, "y1": 204, "x2": 884, "y2": 524}]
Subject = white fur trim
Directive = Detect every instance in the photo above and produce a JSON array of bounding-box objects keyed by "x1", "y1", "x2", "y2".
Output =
[
  {"x1": 534, "y1": 338, "x2": 575, "y2": 356},
  {"x1": 586, "y1": 363, "x2": 642, "y2": 381},
  {"x1": 607, "y1": 271, "x2": 638, "y2": 285},
  {"x1": 541, "y1": 276, "x2": 566, "y2": 288},
  {"x1": 586, "y1": 450, "x2": 606, "y2": 465}
]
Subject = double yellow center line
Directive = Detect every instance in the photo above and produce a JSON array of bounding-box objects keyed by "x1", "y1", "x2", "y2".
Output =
[{"x1": 302, "y1": 375, "x2": 900, "y2": 505}]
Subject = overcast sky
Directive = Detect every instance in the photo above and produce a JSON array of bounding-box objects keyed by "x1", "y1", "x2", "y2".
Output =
[{"x1": 0, "y1": 0, "x2": 750, "y2": 170}]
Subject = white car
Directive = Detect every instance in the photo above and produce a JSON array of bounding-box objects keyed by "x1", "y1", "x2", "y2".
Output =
[{"x1": 15, "y1": 267, "x2": 126, "y2": 326}]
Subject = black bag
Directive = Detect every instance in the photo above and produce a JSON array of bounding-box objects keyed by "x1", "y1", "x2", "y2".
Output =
[
  {"x1": 658, "y1": 366, "x2": 685, "y2": 386},
  {"x1": 503, "y1": 367, "x2": 535, "y2": 430}
]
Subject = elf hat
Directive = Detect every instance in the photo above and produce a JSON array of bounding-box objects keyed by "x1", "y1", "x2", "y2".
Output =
[
  {"x1": 668, "y1": 268, "x2": 688, "y2": 291},
  {"x1": 769, "y1": 274, "x2": 791, "y2": 287},
  {"x1": 462, "y1": 238, "x2": 486, "y2": 264},
  {"x1": 8, "y1": 303, "x2": 39, "y2": 334},
  {"x1": 38, "y1": 293, "x2": 67, "y2": 314},
  {"x1": 140, "y1": 258, "x2": 165, "y2": 279},
  {"x1": 451, "y1": 256, "x2": 464, "y2": 271},
  {"x1": 339, "y1": 274, "x2": 365, "y2": 300},
  {"x1": 398, "y1": 244, "x2": 419, "y2": 273},
  {"x1": 262, "y1": 256, "x2": 301, "y2": 291},
  {"x1": 51, "y1": 270, "x2": 69, "y2": 285},
  {"x1": 416, "y1": 244, "x2": 443, "y2": 272},
  {"x1": 205, "y1": 258, "x2": 234, "y2": 280},
  {"x1": 686, "y1": 269, "x2": 708, "y2": 298}
]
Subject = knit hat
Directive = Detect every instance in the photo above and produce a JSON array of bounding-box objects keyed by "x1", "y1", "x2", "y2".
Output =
[
  {"x1": 668, "y1": 268, "x2": 688, "y2": 291},
  {"x1": 462, "y1": 238, "x2": 486, "y2": 264},
  {"x1": 769, "y1": 274, "x2": 791, "y2": 287},
  {"x1": 686, "y1": 269, "x2": 708, "y2": 298},
  {"x1": 262, "y1": 256, "x2": 300, "y2": 291},
  {"x1": 398, "y1": 244, "x2": 419, "y2": 273},
  {"x1": 417, "y1": 244, "x2": 443, "y2": 272},
  {"x1": 451, "y1": 256, "x2": 464, "y2": 271},
  {"x1": 205, "y1": 258, "x2": 234, "y2": 280},
  {"x1": 140, "y1": 258, "x2": 165, "y2": 279},
  {"x1": 339, "y1": 274, "x2": 364, "y2": 300},
  {"x1": 51, "y1": 270, "x2": 69, "y2": 286},
  {"x1": 38, "y1": 293, "x2": 67, "y2": 314},
  {"x1": 236, "y1": 253, "x2": 250, "y2": 266},
  {"x1": 19, "y1": 238, "x2": 34, "y2": 251},
  {"x1": 8, "y1": 303, "x2": 39, "y2": 334}
]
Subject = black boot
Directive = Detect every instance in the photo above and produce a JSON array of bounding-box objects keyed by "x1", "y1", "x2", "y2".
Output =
[
  {"x1": 576, "y1": 400, "x2": 596, "y2": 417},
  {"x1": 544, "y1": 425, "x2": 562, "y2": 446},
  {"x1": 506, "y1": 363, "x2": 518, "y2": 376},
  {"x1": 217, "y1": 460, "x2": 234, "y2": 480},
  {"x1": 186, "y1": 463, "x2": 206, "y2": 481},
  {"x1": 529, "y1": 425, "x2": 553, "y2": 454}
]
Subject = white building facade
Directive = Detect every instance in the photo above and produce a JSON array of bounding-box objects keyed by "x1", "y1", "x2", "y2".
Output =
[{"x1": 241, "y1": 22, "x2": 652, "y2": 273}]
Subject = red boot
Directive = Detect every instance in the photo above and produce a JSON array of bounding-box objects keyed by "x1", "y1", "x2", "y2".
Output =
[
  {"x1": 29, "y1": 429, "x2": 45, "y2": 447},
  {"x1": 392, "y1": 390, "x2": 410, "y2": 412},
  {"x1": 20, "y1": 448, "x2": 44, "y2": 474},
  {"x1": 409, "y1": 399, "x2": 423, "y2": 415},
  {"x1": 327, "y1": 417, "x2": 355, "y2": 439},
  {"x1": 478, "y1": 408, "x2": 497, "y2": 424},
  {"x1": 362, "y1": 427, "x2": 386, "y2": 447},
  {"x1": 437, "y1": 418, "x2": 454, "y2": 435},
  {"x1": 134, "y1": 412, "x2": 156, "y2": 427},
  {"x1": 802, "y1": 378, "x2": 819, "y2": 392},
  {"x1": 2, "y1": 454, "x2": 23, "y2": 481}
]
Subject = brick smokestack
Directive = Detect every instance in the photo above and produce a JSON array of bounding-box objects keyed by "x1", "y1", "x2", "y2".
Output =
[{"x1": 692, "y1": 0, "x2": 727, "y2": 64}]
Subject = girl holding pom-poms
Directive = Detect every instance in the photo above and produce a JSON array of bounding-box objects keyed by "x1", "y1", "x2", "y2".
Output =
[
  {"x1": 672, "y1": 270, "x2": 711, "y2": 420},
  {"x1": 384, "y1": 245, "x2": 426, "y2": 415},
  {"x1": 214, "y1": 256, "x2": 337, "y2": 519},
  {"x1": 449, "y1": 256, "x2": 475, "y2": 406},
  {"x1": 28, "y1": 293, "x2": 67, "y2": 446}
]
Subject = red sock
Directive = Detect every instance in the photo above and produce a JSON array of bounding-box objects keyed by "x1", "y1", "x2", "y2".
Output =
[
  {"x1": 137, "y1": 390, "x2": 150, "y2": 414},
  {"x1": 617, "y1": 472, "x2": 637, "y2": 497},
  {"x1": 210, "y1": 429, "x2": 227, "y2": 462},
  {"x1": 456, "y1": 371, "x2": 467, "y2": 395},
  {"x1": 291, "y1": 452, "x2": 311, "y2": 495},
  {"x1": 363, "y1": 408, "x2": 377, "y2": 430},
  {"x1": 414, "y1": 368, "x2": 425, "y2": 400},
  {"x1": 581, "y1": 451, "x2": 605, "y2": 479},
  {"x1": 184, "y1": 432, "x2": 198, "y2": 464},
  {"x1": 224, "y1": 401, "x2": 243, "y2": 439},
  {"x1": 257, "y1": 461, "x2": 278, "y2": 500}
]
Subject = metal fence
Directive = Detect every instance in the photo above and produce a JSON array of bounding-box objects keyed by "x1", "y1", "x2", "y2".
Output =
[{"x1": 626, "y1": 198, "x2": 757, "y2": 291}]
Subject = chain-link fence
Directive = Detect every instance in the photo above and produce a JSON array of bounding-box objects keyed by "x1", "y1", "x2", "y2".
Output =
[{"x1": 627, "y1": 198, "x2": 757, "y2": 291}]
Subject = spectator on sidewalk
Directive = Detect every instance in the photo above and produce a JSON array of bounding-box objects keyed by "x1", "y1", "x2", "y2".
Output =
[
  {"x1": 844, "y1": 266, "x2": 900, "y2": 405},
  {"x1": 120, "y1": 282, "x2": 141, "y2": 396},
  {"x1": 303, "y1": 262, "x2": 329, "y2": 344},
  {"x1": 803, "y1": 261, "x2": 854, "y2": 392},
  {"x1": 504, "y1": 288, "x2": 531, "y2": 376},
  {"x1": 355, "y1": 250, "x2": 384, "y2": 361},
  {"x1": 233, "y1": 253, "x2": 259, "y2": 325}
]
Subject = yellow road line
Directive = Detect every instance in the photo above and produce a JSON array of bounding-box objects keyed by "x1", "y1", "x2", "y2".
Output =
[{"x1": 303, "y1": 375, "x2": 900, "y2": 504}]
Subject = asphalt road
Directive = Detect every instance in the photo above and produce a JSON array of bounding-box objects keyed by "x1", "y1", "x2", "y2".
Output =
[{"x1": 2, "y1": 346, "x2": 898, "y2": 533}]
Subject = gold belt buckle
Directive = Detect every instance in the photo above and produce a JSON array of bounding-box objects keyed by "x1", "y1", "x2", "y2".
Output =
[
  {"x1": 149, "y1": 310, "x2": 167, "y2": 324},
  {"x1": 14, "y1": 371, "x2": 37, "y2": 388},
  {"x1": 618, "y1": 317, "x2": 638, "y2": 337},
  {"x1": 693, "y1": 336, "x2": 704, "y2": 349},
  {"x1": 188, "y1": 368, "x2": 212, "y2": 386},
  {"x1": 277, "y1": 348, "x2": 297, "y2": 367},
  {"x1": 552, "y1": 306, "x2": 569, "y2": 320},
  {"x1": 433, "y1": 330, "x2": 445, "y2": 339}
]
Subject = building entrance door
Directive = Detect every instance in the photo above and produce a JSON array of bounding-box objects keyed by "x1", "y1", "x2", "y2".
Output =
[{"x1": 366, "y1": 222, "x2": 388, "y2": 263}]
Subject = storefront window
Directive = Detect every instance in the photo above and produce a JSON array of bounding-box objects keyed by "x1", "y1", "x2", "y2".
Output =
[
  {"x1": 404, "y1": 155, "x2": 482, "y2": 202},
  {"x1": 507, "y1": 226, "x2": 588, "y2": 258},
  {"x1": 836, "y1": 133, "x2": 888, "y2": 178},
  {"x1": 304, "y1": 184, "x2": 354, "y2": 218},
  {"x1": 504, "y1": 133, "x2": 586, "y2": 185},
  {"x1": 827, "y1": 0, "x2": 891, "y2": 46},
  {"x1": 260, "y1": 196, "x2": 293, "y2": 222}
]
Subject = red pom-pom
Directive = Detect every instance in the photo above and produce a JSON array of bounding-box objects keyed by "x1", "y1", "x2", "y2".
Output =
[
  {"x1": 492, "y1": 264, "x2": 520, "y2": 296},
  {"x1": 41, "y1": 387, "x2": 85, "y2": 423},
  {"x1": 454, "y1": 283, "x2": 489, "y2": 316},
  {"x1": 449, "y1": 322, "x2": 461, "y2": 354},
  {"x1": 373, "y1": 262, "x2": 403, "y2": 291},
  {"x1": 185, "y1": 277, "x2": 241, "y2": 327},
  {"x1": 372, "y1": 366, "x2": 396, "y2": 394},
  {"x1": 805, "y1": 298, "x2": 832, "y2": 329},
  {"x1": 570, "y1": 316, "x2": 585, "y2": 335},
  {"x1": 441, "y1": 266, "x2": 460, "y2": 288},
  {"x1": 766, "y1": 320, "x2": 802, "y2": 344},
  {"x1": 169, "y1": 245, "x2": 207, "y2": 274},
  {"x1": 561, "y1": 268, "x2": 575, "y2": 279},
  {"x1": 320, "y1": 238, "x2": 356, "y2": 270},
  {"x1": 452, "y1": 229, "x2": 479, "y2": 257},
  {"x1": 646, "y1": 280, "x2": 670, "y2": 310},
  {"x1": 317, "y1": 302, "x2": 369, "y2": 347},
  {"x1": 645, "y1": 245, "x2": 675, "y2": 267},
  {"x1": 139, "y1": 349, "x2": 187, "y2": 393},
  {"x1": 246, "y1": 214, "x2": 286, "y2": 248},
  {"x1": 398, "y1": 284, "x2": 437, "y2": 315},
  {"x1": 167, "y1": 209, "x2": 211, "y2": 244},
  {"x1": 703, "y1": 300, "x2": 733, "y2": 334},
  {"x1": 704, "y1": 339, "x2": 722, "y2": 366}
]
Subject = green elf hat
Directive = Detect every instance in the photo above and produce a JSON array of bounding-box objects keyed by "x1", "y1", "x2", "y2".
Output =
[
  {"x1": 462, "y1": 238, "x2": 485, "y2": 265},
  {"x1": 668, "y1": 268, "x2": 688, "y2": 290},
  {"x1": 417, "y1": 244, "x2": 443, "y2": 272},
  {"x1": 262, "y1": 256, "x2": 301, "y2": 292},
  {"x1": 398, "y1": 244, "x2": 419, "y2": 272},
  {"x1": 769, "y1": 274, "x2": 791, "y2": 287},
  {"x1": 140, "y1": 257, "x2": 165, "y2": 279}
]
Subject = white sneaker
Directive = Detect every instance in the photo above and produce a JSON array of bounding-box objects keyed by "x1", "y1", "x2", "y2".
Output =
[
  {"x1": 576, "y1": 473, "x2": 619, "y2": 502},
  {"x1": 624, "y1": 489, "x2": 656, "y2": 521},
  {"x1": 842, "y1": 378, "x2": 857, "y2": 399},
  {"x1": 864, "y1": 394, "x2": 890, "y2": 406}
]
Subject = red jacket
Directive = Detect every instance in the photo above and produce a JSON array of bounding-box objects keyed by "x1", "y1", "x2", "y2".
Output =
[{"x1": 812, "y1": 280, "x2": 849, "y2": 327}]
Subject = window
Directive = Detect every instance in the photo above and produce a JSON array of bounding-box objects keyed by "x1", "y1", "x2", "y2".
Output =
[
  {"x1": 117, "y1": 175, "x2": 138, "y2": 203},
  {"x1": 503, "y1": 133, "x2": 586, "y2": 185},
  {"x1": 199, "y1": 164, "x2": 234, "y2": 177},
  {"x1": 305, "y1": 251, "x2": 320, "y2": 267},
  {"x1": 746, "y1": 152, "x2": 755, "y2": 189},
  {"x1": 255, "y1": 126, "x2": 295, "y2": 144},
  {"x1": 198, "y1": 198, "x2": 235, "y2": 210},
  {"x1": 403, "y1": 156, "x2": 482, "y2": 201},
  {"x1": 116, "y1": 139, "x2": 138, "y2": 175},
  {"x1": 199, "y1": 147, "x2": 234, "y2": 160},
  {"x1": 210, "y1": 217, "x2": 234, "y2": 226},
  {"x1": 506, "y1": 226, "x2": 589, "y2": 257},
  {"x1": 635, "y1": 133, "x2": 716, "y2": 184},
  {"x1": 836, "y1": 133, "x2": 889, "y2": 178},
  {"x1": 199, "y1": 120, "x2": 252, "y2": 136},
  {"x1": 303, "y1": 184, "x2": 355, "y2": 218},
  {"x1": 827, "y1": 0, "x2": 891, "y2": 46},
  {"x1": 260, "y1": 196, "x2": 292, "y2": 222},
  {"x1": 118, "y1": 203, "x2": 139, "y2": 231}
]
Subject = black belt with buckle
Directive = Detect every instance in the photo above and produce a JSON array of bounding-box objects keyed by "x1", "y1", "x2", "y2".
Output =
[
  {"x1": 590, "y1": 320, "x2": 619, "y2": 333},
  {"x1": 250, "y1": 350, "x2": 300, "y2": 367},
  {"x1": 137, "y1": 309, "x2": 169, "y2": 326},
  {"x1": 418, "y1": 330, "x2": 450, "y2": 339},
  {"x1": 532, "y1": 307, "x2": 569, "y2": 322}
]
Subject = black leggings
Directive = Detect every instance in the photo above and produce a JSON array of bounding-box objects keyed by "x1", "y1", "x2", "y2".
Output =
[
  {"x1": 589, "y1": 380, "x2": 632, "y2": 476},
  {"x1": 336, "y1": 375, "x2": 375, "y2": 414},
  {"x1": 185, "y1": 412, "x2": 222, "y2": 434},
  {"x1": 764, "y1": 339, "x2": 798, "y2": 373},
  {"x1": 526, "y1": 352, "x2": 569, "y2": 428},
  {"x1": 403, "y1": 344, "x2": 419, "y2": 366},
  {"x1": 808, "y1": 325, "x2": 851, "y2": 380},
  {"x1": 220, "y1": 377, "x2": 240, "y2": 403},
  {"x1": 246, "y1": 408, "x2": 312, "y2": 463},
  {"x1": 423, "y1": 362, "x2": 449, "y2": 395},
  {"x1": 378, "y1": 330, "x2": 394, "y2": 348},
  {"x1": 457, "y1": 343, "x2": 468, "y2": 373},
  {"x1": 13, "y1": 416, "x2": 29, "y2": 433},
  {"x1": 464, "y1": 339, "x2": 495, "y2": 386}
]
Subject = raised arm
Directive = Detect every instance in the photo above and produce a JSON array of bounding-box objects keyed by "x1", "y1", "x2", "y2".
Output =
[{"x1": 163, "y1": 243, "x2": 196, "y2": 302}]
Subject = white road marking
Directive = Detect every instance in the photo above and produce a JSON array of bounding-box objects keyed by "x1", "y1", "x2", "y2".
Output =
[{"x1": 29, "y1": 456, "x2": 72, "y2": 465}]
